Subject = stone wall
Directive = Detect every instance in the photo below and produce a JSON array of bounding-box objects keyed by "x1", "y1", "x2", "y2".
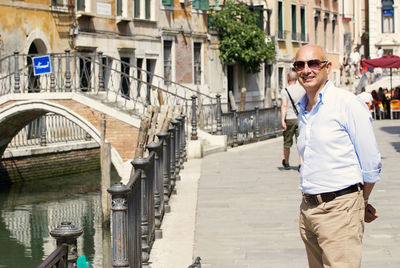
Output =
[{"x1": 0, "y1": 147, "x2": 100, "y2": 185}]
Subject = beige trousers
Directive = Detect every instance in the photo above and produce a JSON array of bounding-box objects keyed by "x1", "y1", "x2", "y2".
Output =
[{"x1": 299, "y1": 190, "x2": 365, "y2": 268}]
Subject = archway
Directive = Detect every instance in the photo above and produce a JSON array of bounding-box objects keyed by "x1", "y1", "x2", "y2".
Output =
[{"x1": 27, "y1": 40, "x2": 47, "y2": 93}]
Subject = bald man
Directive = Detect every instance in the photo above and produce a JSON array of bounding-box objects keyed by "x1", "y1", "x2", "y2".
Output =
[{"x1": 294, "y1": 44, "x2": 381, "y2": 268}]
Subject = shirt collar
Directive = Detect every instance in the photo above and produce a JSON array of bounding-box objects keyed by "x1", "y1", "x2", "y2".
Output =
[{"x1": 298, "y1": 80, "x2": 331, "y2": 114}]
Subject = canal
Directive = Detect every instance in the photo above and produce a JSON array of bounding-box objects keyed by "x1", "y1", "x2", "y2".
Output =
[{"x1": 0, "y1": 168, "x2": 120, "y2": 267}]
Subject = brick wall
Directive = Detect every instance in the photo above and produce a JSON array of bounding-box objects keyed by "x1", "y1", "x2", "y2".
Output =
[{"x1": 0, "y1": 148, "x2": 100, "y2": 185}]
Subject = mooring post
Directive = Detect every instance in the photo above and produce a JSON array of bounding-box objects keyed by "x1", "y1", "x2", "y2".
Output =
[
  {"x1": 50, "y1": 221, "x2": 83, "y2": 268},
  {"x1": 107, "y1": 183, "x2": 130, "y2": 268}
]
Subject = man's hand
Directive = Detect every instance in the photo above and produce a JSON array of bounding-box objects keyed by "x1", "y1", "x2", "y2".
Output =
[
  {"x1": 282, "y1": 120, "x2": 287, "y2": 131},
  {"x1": 365, "y1": 203, "x2": 378, "y2": 223}
]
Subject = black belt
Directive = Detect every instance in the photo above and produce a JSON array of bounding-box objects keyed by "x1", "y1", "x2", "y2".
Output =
[{"x1": 303, "y1": 183, "x2": 363, "y2": 206}]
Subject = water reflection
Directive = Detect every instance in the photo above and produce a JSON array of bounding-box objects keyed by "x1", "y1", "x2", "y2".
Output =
[{"x1": 0, "y1": 169, "x2": 119, "y2": 267}]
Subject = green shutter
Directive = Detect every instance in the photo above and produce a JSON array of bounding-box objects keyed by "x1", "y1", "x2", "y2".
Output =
[
  {"x1": 200, "y1": 0, "x2": 209, "y2": 10},
  {"x1": 162, "y1": 0, "x2": 173, "y2": 6},
  {"x1": 193, "y1": 0, "x2": 209, "y2": 10},
  {"x1": 192, "y1": 0, "x2": 200, "y2": 10},
  {"x1": 254, "y1": 8, "x2": 263, "y2": 29}
]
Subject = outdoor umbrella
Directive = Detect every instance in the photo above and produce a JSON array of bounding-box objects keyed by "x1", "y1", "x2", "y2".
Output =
[{"x1": 361, "y1": 55, "x2": 400, "y2": 90}]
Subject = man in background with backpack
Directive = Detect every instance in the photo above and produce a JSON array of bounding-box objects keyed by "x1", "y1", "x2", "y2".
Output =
[{"x1": 281, "y1": 69, "x2": 305, "y2": 171}]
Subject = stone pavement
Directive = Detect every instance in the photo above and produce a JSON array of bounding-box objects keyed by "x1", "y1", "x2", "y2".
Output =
[{"x1": 149, "y1": 120, "x2": 400, "y2": 268}]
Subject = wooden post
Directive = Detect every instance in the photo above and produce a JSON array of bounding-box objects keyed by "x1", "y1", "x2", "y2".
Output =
[
  {"x1": 135, "y1": 111, "x2": 151, "y2": 158},
  {"x1": 240, "y1": 87, "x2": 246, "y2": 111},
  {"x1": 158, "y1": 88, "x2": 164, "y2": 105},
  {"x1": 100, "y1": 114, "x2": 111, "y2": 225},
  {"x1": 229, "y1": 90, "x2": 236, "y2": 111}
]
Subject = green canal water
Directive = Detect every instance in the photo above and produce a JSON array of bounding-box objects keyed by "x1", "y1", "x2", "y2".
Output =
[{"x1": 0, "y1": 169, "x2": 120, "y2": 267}]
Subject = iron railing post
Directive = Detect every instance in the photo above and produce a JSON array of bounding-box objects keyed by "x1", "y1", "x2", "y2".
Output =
[
  {"x1": 181, "y1": 115, "x2": 187, "y2": 162},
  {"x1": 131, "y1": 158, "x2": 150, "y2": 265},
  {"x1": 146, "y1": 141, "x2": 163, "y2": 239},
  {"x1": 191, "y1": 95, "x2": 198, "y2": 140},
  {"x1": 49, "y1": 221, "x2": 83, "y2": 268},
  {"x1": 232, "y1": 109, "x2": 238, "y2": 147},
  {"x1": 156, "y1": 131, "x2": 171, "y2": 213},
  {"x1": 254, "y1": 106, "x2": 260, "y2": 140},
  {"x1": 98, "y1": 51, "x2": 105, "y2": 91},
  {"x1": 13, "y1": 51, "x2": 20, "y2": 93},
  {"x1": 65, "y1": 49, "x2": 71, "y2": 92},
  {"x1": 172, "y1": 119, "x2": 181, "y2": 180},
  {"x1": 168, "y1": 125, "x2": 176, "y2": 193},
  {"x1": 274, "y1": 104, "x2": 278, "y2": 135},
  {"x1": 50, "y1": 54, "x2": 56, "y2": 92},
  {"x1": 178, "y1": 115, "x2": 185, "y2": 165},
  {"x1": 216, "y1": 94, "x2": 223, "y2": 135},
  {"x1": 107, "y1": 182, "x2": 130, "y2": 268}
]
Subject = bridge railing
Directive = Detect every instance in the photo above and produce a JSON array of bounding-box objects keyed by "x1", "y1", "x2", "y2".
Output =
[
  {"x1": 108, "y1": 115, "x2": 185, "y2": 268},
  {"x1": 8, "y1": 113, "x2": 90, "y2": 149}
]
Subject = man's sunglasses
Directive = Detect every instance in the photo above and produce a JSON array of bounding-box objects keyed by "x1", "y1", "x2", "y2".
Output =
[{"x1": 293, "y1": 59, "x2": 328, "y2": 71}]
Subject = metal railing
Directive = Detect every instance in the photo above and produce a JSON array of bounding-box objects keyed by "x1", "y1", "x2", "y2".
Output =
[
  {"x1": 8, "y1": 113, "x2": 90, "y2": 148},
  {"x1": 221, "y1": 105, "x2": 281, "y2": 146},
  {"x1": 107, "y1": 115, "x2": 186, "y2": 268}
]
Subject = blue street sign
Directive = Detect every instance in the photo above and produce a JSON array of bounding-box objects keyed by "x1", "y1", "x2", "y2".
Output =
[{"x1": 33, "y1": 55, "x2": 52, "y2": 76}]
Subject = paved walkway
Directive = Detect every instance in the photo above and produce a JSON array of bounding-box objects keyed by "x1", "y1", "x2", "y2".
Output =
[{"x1": 149, "y1": 120, "x2": 400, "y2": 268}]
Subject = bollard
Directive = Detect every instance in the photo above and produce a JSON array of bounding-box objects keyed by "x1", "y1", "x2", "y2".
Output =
[
  {"x1": 216, "y1": 94, "x2": 223, "y2": 135},
  {"x1": 191, "y1": 95, "x2": 198, "y2": 140},
  {"x1": 147, "y1": 141, "x2": 164, "y2": 239},
  {"x1": 65, "y1": 49, "x2": 71, "y2": 92},
  {"x1": 50, "y1": 54, "x2": 56, "y2": 92},
  {"x1": 131, "y1": 158, "x2": 150, "y2": 265},
  {"x1": 50, "y1": 221, "x2": 83, "y2": 268},
  {"x1": 157, "y1": 131, "x2": 171, "y2": 213},
  {"x1": 232, "y1": 109, "x2": 238, "y2": 147},
  {"x1": 107, "y1": 182, "x2": 130, "y2": 268},
  {"x1": 13, "y1": 51, "x2": 20, "y2": 93},
  {"x1": 254, "y1": 106, "x2": 260, "y2": 140},
  {"x1": 98, "y1": 51, "x2": 105, "y2": 91}
]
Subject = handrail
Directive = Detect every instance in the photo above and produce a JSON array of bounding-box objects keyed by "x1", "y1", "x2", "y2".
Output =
[{"x1": 37, "y1": 244, "x2": 68, "y2": 268}]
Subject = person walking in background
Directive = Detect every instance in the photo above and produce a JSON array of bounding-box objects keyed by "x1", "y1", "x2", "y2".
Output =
[
  {"x1": 280, "y1": 69, "x2": 305, "y2": 171},
  {"x1": 293, "y1": 44, "x2": 381, "y2": 268},
  {"x1": 357, "y1": 87, "x2": 373, "y2": 108},
  {"x1": 350, "y1": 47, "x2": 361, "y2": 78}
]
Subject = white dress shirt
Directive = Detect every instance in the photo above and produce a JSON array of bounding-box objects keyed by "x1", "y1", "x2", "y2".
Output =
[{"x1": 297, "y1": 81, "x2": 381, "y2": 194}]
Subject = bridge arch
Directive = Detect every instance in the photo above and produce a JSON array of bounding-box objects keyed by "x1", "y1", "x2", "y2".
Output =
[{"x1": 0, "y1": 100, "x2": 130, "y2": 180}]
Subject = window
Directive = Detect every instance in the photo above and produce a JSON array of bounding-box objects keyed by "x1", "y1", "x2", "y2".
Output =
[
  {"x1": 51, "y1": 0, "x2": 64, "y2": 6},
  {"x1": 266, "y1": 9, "x2": 272, "y2": 36},
  {"x1": 163, "y1": 40, "x2": 172, "y2": 85},
  {"x1": 278, "y1": 1, "x2": 284, "y2": 39},
  {"x1": 249, "y1": 6, "x2": 264, "y2": 30},
  {"x1": 324, "y1": 13, "x2": 329, "y2": 49},
  {"x1": 145, "y1": 0, "x2": 150, "y2": 19},
  {"x1": 300, "y1": 6, "x2": 306, "y2": 42},
  {"x1": 314, "y1": 10, "x2": 320, "y2": 44},
  {"x1": 192, "y1": 0, "x2": 209, "y2": 10},
  {"x1": 117, "y1": 0, "x2": 122, "y2": 16},
  {"x1": 77, "y1": 0, "x2": 85, "y2": 11},
  {"x1": 291, "y1": 4, "x2": 297, "y2": 41},
  {"x1": 136, "y1": 58, "x2": 143, "y2": 97},
  {"x1": 332, "y1": 15, "x2": 337, "y2": 51},
  {"x1": 382, "y1": 0, "x2": 394, "y2": 33},
  {"x1": 193, "y1": 42, "x2": 202, "y2": 85},
  {"x1": 134, "y1": 0, "x2": 140, "y2": 18},
  {"x1": 121, "y1": 57, "x2": 130, "y2": 98}
]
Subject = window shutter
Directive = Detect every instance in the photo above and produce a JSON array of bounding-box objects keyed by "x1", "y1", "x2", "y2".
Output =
[
  {"x1": 192, "y1": 0, "x2": 200, "y2": 9},
  {"x1": 162, "y1": 0, "x2": 174, "y2": 6},
  {"x1": 200, "y1": 0, "x2": 209, "y2": 10}
]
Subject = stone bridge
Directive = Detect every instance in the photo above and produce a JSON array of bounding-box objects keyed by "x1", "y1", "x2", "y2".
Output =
[{"x1": 0, "y1": 92, "x2": 142, "y2": 181}]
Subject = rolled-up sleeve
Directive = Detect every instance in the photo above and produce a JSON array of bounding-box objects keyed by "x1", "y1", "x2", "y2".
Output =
[{"x1": 345, "y1": 98, "x2": 382, "y2": 183}]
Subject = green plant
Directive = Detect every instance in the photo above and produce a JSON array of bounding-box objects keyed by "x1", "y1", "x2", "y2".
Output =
[{"x1": 210, "y1": 1, "x2": 275, "y2": 73}]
